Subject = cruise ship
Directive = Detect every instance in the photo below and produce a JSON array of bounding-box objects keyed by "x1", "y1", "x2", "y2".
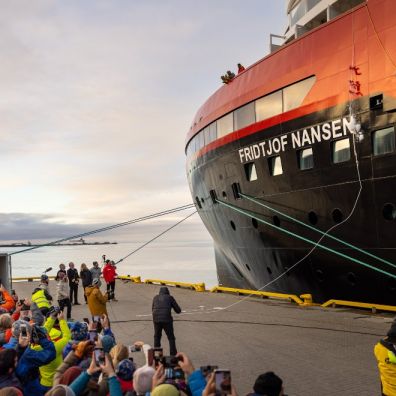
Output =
[{"x1": 185, "y1": 0, "x2": 396, "y2": 304}]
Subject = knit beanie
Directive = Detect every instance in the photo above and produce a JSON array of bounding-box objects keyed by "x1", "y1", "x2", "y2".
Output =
[
  {"x1": 151, "y1": 384, "x2": 179, "y2": 396},
  {"x1": 71, "y1": 321, "x2": 88, "y2": 341},
  {"x1": 116, "y1": 359, "x2": 136, "y2": 381},
  {"x1": 101, "y1": 335, "x2": 116, "y2": 353},
  {"x1": 60, "y1": 366, "x2": 83, "y2": 386},
  {"x1": 133, "y1": 366, "x2": 156, "y2": 395}
]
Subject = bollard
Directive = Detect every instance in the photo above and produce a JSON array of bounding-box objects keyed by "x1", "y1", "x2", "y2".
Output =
[
  {"x1": 300, "y1": 293, "x2": 313, "y2": 305},
  {"x1": 195, "y1": 283, "x2": 206, "y2": 292}
]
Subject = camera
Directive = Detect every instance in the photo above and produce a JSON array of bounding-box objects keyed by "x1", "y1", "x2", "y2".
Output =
[
  {"x1": 48, "y1": 306, "x2": 61, "y2": 315},
  {"x1": 200, "y1": 365, "x2": 218, "y2": 377},
  {"x1": 161, "y1": 355, "x2": 179, "y2": 368},
  {"x1": 20, "y1": 324, "x2": 28, "y2": 339}
]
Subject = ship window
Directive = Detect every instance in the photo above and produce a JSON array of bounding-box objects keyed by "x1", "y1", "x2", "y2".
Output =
[
  {"x1": 217, "y1": 113, "x2": 234, "y2": 138},
  {"x1": 234, "y1": 102, "x2": 255, "y2": 130},
  {"x1": 244, "y1": 162, "x2": 258, "y2": 181},
  {"x1": 283, "y1": 76, "x2": 316, "y2": 112},
  {"x1": 195, "y1": 197, "x2": 202, "y2": 209},
  {"x1": 298, "y1": 147, "x2": 314, "y2": 170},
  {"x1": 197, "y1": 131, "x2": 204, "y2": 151},
  {"x1": 209, "y1": 122, "x2": 217, "y2": 142},
  {"x1": 255, "y1": 91, "x2": 283, "y2": 122},
  {"x1": 203, "y1": 126, "x2": 210, "y2": 146},
  {"x1": 373, "y1": 126, "x2": 395, "y2": 156},
  {"x1": 268, "y1": 156, "x2": 283, "y2": 176},
  {"x1": 332, "y1": 138, "x2": 351, "y2": 163}
]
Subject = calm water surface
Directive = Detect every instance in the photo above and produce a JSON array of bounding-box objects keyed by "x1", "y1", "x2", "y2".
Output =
[{"x1": 5, "y1": 240, "x2": 218, "y2": 287}]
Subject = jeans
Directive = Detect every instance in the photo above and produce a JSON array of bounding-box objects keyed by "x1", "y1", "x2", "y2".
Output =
[{"x1": 154, "y1": 321, "x2": 177, "y2": 356}]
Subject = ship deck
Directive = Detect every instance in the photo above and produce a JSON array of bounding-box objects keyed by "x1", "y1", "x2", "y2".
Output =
[{"x1": 13, "y1": 279, "x2": 394, "y2": 396}]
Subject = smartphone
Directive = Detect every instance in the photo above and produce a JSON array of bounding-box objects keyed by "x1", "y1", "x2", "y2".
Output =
[
  {"x1": 165, "y1": 367, "x2": 185, "y2": 380},
  {"x1": 129, "y1": 345, "x2": 141, "y2": 353},
  {"x1": 94, "y1": 348, "x2": 105, "y2": 365},
  {"x1": 147, "y1": 348, "x2": 154, "y2": 366},
  {"x1": 89, "y1": 330, "x2": 98, "y2": 342},
  {"x1": 93, "y1": 315, "x2": 100, "y2": 323},
  {"x1": 153, "y1": 348, "x2": 163, "y2": 367},
  {"x1": 215, "y1": 370, "x2": 231, "y2": 396},
  {"x1": 11, "y1": 289, "x2": 15, "y2": 295},
  {"x1": 20, "y1": 325, "x2": 28, "y2": 339},
  {"x1": 83, "y1": 318, "x2": 90, "y2": 324}
]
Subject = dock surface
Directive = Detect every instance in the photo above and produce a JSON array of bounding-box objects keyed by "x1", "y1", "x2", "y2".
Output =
[{"x1": 13, "y1": 279, "x2": 394, "y2": 396}]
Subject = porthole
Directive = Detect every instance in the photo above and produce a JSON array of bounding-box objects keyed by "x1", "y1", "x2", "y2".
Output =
[
  {"x1": 273, "y1": 215, "x2": 281, "y2": 227},
  {"x1": 308, "y1": 211, "x2": 318, "y2": 225},
  {"x1": 222, "y1": 191, "x2": 227, "y2": 199},
  {"x1": 195, "y1": 197, "x2": 202, "y2": 209},
  {"x1": 347, "y1": 272, "x2": 357, "y2": 286},
  {"x1": 230, "y1": 220, "x2": 236, "y2": 231},
  {"x1": 383, "y1": 203, "x2": 396, "y2": 220},
  {"x1": 252, "y1": 218, "x2": 258, "y2": 229},
  {"x1": 201, "y1": 198, "x2": 205, "y2": 204},
  {"x1": 315, "y1": 269, "x2": 324, "y2": 282},
  {"x1": 332, "y1": 208, "x2": 343, "y2": 224},
  {"x1": 267, "y1": 266, "x2": 272, "y2": 275},
  {"x1": 246, "y1": 264, "x2": 251, "y2": 271}
]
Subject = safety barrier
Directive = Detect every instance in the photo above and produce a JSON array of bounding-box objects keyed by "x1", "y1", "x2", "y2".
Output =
[
  {"x1": 117, "y1": 275, "x2": 142, "y2": 283},
  {"x1": 11, "y1": 276, "x2": 396, "y2": 312},
  {"x1": 321, "y1": 299, "x2": 396, "y2": 313},
  {"x1": 210, "y1": 286, "x2": 306, "y2": 305},
  {"x1": 144, "y1": 279, "x2": 206, "y2": 292}
]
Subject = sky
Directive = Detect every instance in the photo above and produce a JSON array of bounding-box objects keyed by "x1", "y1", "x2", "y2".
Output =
[{"x1": 0, "y1": 1, "x2": 286, "y2": 242}]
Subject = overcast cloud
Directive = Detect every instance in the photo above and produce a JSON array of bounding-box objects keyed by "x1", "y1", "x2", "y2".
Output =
[{"x1": 1, "y1": 1, "x2": 285, "y2": 241}]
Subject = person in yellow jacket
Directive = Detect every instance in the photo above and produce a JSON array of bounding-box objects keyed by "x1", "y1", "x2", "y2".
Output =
[
  {"x1": 36, "y1": 309, "x2": 71, "y2": 392},
  {"x1": 31, "y1": 275, "x2": 53, "y2": 316},
  {"x1": 85, "y1": 278, "x2": 108, "y2": 319},
  {"x1": 374, "y1": 320, "x2": 396, "y2": 395}
]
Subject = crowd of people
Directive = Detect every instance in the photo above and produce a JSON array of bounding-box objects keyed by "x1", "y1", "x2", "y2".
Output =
[{"x1": 0, "y1": 256, "x2": 287, "y2": 396}]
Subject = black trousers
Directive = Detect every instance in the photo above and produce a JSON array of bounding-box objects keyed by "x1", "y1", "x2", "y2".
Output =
[
  {"x1": 58, "y1": 298, "x2": 72, "y2": 319},
  {"x1": 106, "y1": 281, "x2": 116, "y2": 300},
  {"x1": 69, "y1": 283, "x2": 78, "y2": 304},
  {"x1": 153, "y1": 321, "x2": 177, "y2": 356}
]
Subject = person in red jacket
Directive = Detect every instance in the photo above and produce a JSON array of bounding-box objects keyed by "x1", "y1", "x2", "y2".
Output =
[
  {"x1": 0, "y1": 286, "x2": 15, "y2": 313},
  {"x1": 102, "y1": 260, "x2": 118, "y2": 301}
]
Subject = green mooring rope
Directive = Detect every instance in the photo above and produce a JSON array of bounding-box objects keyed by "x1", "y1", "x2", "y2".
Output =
[
  {"x1": 216, "y1": 199, "x2": 396, "y2": 279},
  {"x1": 240, "y1": 192, "x2": 396, "y2": 270}
]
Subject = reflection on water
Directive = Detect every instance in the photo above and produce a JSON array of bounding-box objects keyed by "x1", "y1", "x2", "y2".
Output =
[{"x1": 5, "y1": 241, "x2": 218, "y2": 287}]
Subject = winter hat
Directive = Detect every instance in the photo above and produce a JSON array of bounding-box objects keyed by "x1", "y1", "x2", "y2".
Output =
[
  {"x1": 133, "y1": 366, "x2": 156, "y2": 396},
  {"x1": 116, "y1": 359, "x2": 136, "y2": 381},
  {"x1": 0, "y1": 308, "x2": 8, "y2": 315},
  {"x1": 0, "y1": 387, "x2": 24, "y2": 396},
  {"x1": 45, "y1": 384, "x2": 76, "y2": 396},
  {"x1": 71, "y1": 321, "x2": 88, "y2": 341},
  {"x1": 151, "y1": 384, "x2": 179, "y2": 396},
  {"x1": 60, "y1": 366, "x2": 83, "y2": 386},
  {"x1": 11, "y1": 320, "x2": 32, "y2": 338},
  {"x1": 253, "y1": 372, "x2": 283, "y2": 396},
  {"x1": 101, "y1": 335, "x2": 116, "y2": 353}
]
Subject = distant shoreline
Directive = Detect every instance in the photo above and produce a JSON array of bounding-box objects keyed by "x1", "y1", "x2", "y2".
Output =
[{"x1": 0, "y1": 242, "x2": 118, "y2": 247}]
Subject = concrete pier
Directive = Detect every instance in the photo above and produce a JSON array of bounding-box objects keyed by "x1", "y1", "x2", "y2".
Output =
[{"x1": 12, "y1": 279, "x2": 394, "y2": 396}]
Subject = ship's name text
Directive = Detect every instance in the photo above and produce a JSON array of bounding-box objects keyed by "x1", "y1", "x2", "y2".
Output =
[{"x1": 238, "y1": 117, "x2": 354, "y2": 164}]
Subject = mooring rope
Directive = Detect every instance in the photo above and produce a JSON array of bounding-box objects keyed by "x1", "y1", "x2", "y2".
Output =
[
  {"x1": 240, "y1": 193, "x2": 396, "y2": 270},
  {"x1": 9, "y1": 204, "x2": 195, "y2": 256}
]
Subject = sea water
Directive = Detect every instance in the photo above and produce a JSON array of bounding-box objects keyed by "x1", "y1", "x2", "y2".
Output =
[{"x1": 5, "y1": 240, "x2": 218, "y2": 287}]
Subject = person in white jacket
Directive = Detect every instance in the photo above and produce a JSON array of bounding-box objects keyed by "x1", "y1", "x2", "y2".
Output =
[{"x1": 56, "y1": 272, "x2": 71, "y2": 319}]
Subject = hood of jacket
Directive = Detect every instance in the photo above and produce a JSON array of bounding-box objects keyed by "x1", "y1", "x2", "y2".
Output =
[
  {"x1": 85, "y1": 286, "x2": 95, "y2": 297},
  {"x1": 159, "y1": 287, "x2": 169, "y2": 295}
]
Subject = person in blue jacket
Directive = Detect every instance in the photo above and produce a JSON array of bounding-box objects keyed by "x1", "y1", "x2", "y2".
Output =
[{"x1": 15, "y1": 323, "x2": 56, "y2": 396}]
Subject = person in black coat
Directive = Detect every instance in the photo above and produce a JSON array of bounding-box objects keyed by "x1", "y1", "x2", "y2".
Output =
[
  {"x1": 80, "y1": 263, "x2": 93, "y2": 303},
  {"x1": 67, "y1": 262, "x2": 80, "y2": 305},
  {"x1": 152, "y1": 286, "x2": 181, "y2": 356}
]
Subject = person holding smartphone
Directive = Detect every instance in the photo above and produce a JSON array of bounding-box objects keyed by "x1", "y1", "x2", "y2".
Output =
[{"x1": 152, "y1": 287, "x2": 181, "y2": 356}]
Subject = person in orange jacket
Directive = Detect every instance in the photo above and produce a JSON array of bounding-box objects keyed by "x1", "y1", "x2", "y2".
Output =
[{"x1": 0, "y1": 285, "x2": 15, "y2": 313}]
